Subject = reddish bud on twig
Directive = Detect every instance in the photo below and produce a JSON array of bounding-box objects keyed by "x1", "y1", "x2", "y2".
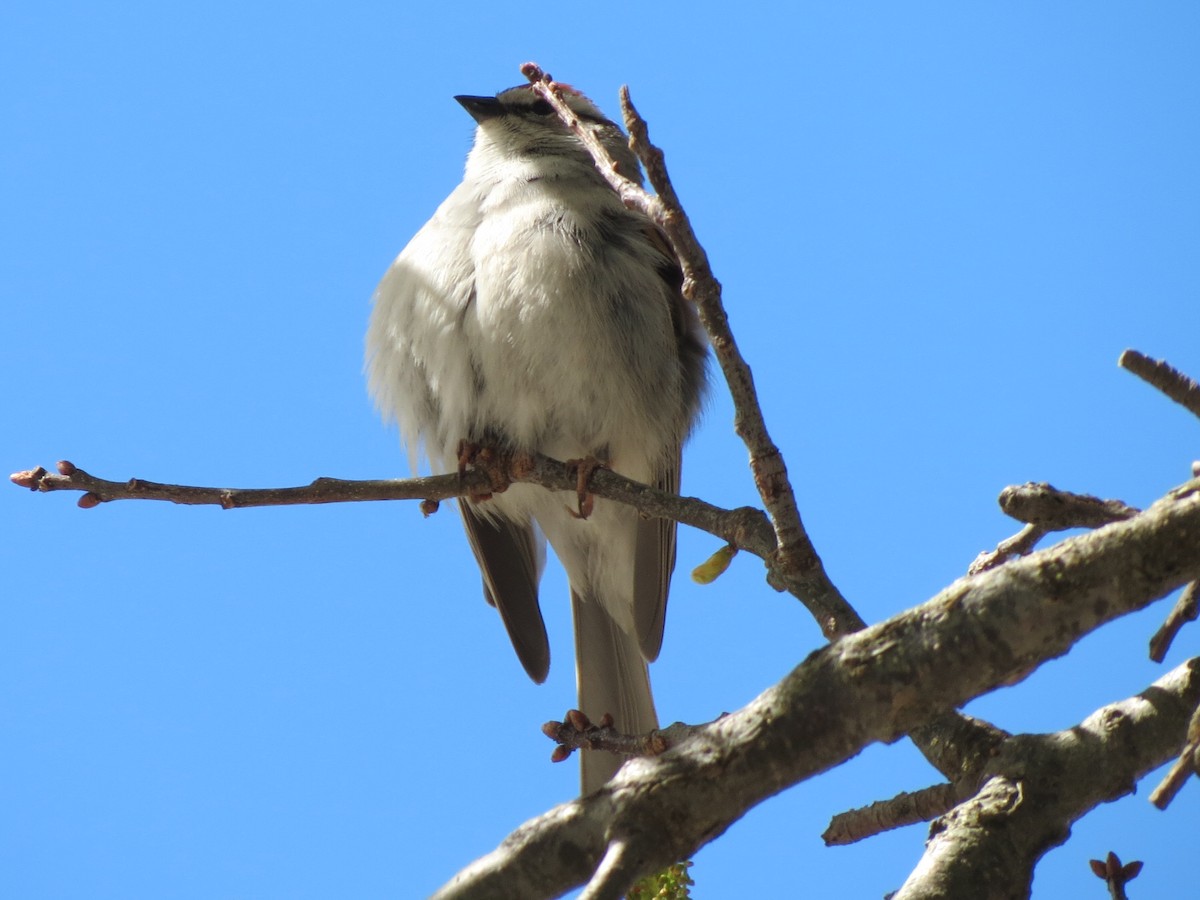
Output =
[
  {"x1": 10, "y1": 467, "x2": 46, "y2": 489},
  {"x1": 1088, "y1": 851, "x2": 1143, "y2": 896},
  {"x1": 566, "y1": 709, "x2": 589, "y2": 731},
  {"x1": 520, "y1": 62, "x2": 549, "y2": 84}
]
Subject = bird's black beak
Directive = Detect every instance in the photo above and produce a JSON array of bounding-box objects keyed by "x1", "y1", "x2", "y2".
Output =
[{"x1": 455, "y1": 95, "x2": 503, "y2": 124}]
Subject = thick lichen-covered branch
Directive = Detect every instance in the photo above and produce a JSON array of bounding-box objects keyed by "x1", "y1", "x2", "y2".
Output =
[{"x1": 435, "y1": 480, "x2": 1200, "y2": 899}]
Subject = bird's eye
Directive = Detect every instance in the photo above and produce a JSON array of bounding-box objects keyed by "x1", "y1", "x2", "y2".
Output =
[{"x1": 528, "y1": 99, "x2": 553, "y2": 116}]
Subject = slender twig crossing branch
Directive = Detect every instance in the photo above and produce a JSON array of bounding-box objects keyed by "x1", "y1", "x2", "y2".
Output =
[{"x1": 520, "y1": 61, "x2": 855, "y2": 638}]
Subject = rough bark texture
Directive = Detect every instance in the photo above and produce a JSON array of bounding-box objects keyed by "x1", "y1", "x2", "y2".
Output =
[
  {"x1": 435, "y1": 480, "x2": 1200, "y2": 899},
  {"x1": 895, "y1": 660, "x2": 1200, "y2": 899}
]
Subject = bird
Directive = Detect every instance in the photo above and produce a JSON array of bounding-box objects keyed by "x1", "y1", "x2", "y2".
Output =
[{"x1": 365, "y1": 83, "x2": 707, "y2": 793}]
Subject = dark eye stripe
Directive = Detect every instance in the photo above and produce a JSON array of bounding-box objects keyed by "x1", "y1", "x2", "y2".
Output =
[{"x1": 507, "y1": 97, "x2": 611, "y2": 126}]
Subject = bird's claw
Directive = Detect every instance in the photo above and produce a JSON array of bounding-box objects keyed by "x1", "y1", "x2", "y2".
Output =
[
  {"x1": 456, "y1": 440, "x2": 512, "y2": 500},
  {"x1": 565, "y1": 456, "x2": 604, "y2": 519}
]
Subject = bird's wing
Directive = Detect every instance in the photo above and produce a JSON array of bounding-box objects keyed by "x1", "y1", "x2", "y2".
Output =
[
  {"x1": 460, "y1": 501, "x2": 550, "y2": 683},
  {"x1": 630, "y1": 222, "x2": 706, "y2": 661},
  {"x1": 632, "y1": 455, "x2": 680, "y2": 662}
]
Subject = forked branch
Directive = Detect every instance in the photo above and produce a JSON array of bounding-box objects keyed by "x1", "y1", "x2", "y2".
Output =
[{"x1": 435, "y1": 482, "x2": 1200, "y2": 899}]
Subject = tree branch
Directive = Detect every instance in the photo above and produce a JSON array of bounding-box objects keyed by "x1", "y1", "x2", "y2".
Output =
[
  {"x1": 1148, "y1": 696, "x2": 1200, "y2": 810},
  {"x1": 1119, "y1": 349, "x2": 1200, "y2": 421},
  {"x1": 893, "y1": 659, "x2": 1200, "y2": 899},
  {"x1": 823, "y1": 783, "x2": 962, "y2": 847},
  {"x1": 10, "y1": 459, "x2": 488, "y2": 510},
  {"x1": 10, "y1": 455, "x2": 778, "y2": 560},
  {"x1": 997, "y1": 482, "x2": 1139, "y2": 529},
  {"x1": 541, "y1": 710, "x2": 677, "y2": 765},
  {"x1": 826, "y1": 714, "x2": 1010, "y2": 844},
  {"x1": 970, "y1": 524, "x2": 1048, "y2": 575},
  {"x1": 433, "y1": 480, "x2": 1200, "y2": 899},
  {"x1": 1088, "y1": 852, "x2": 1144, "y2": 900},
  {"x1": 1149, "y1": 581, "x2": 1199, "y2": 664},
  {"x1": 520, "y1": 62, "x2": 856, "y2": 639},
  {"x1": 971, "y1": 484, "x2": 1140, "y2": 575}
]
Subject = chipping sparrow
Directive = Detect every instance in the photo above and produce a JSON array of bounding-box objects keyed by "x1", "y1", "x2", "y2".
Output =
[{"x1": 366, "y1": 84, "x2": 707, "y2": 792}]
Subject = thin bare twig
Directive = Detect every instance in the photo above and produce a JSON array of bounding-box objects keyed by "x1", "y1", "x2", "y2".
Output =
[
  {"x1": 541, "y1": 710, "x2": 694, "y2": 765},
  {"x1": 619, "y1": 86, "x2": 835, "y2": 610},
  {"x1": 579, "y1": 840, "x2": 636, "y2": 900},
  {"x1": 11, "y1": 456, "x2": 777, "y2": 561},
  {"x1": 1119, "y1": 349, "x2": 1200, "y2": 421},
  {"x1": 1148, "y1": 698, "x2": 1200, "y2": 809},
  {"x1": 998, "y1": 482, "x2": 1139, "y2": 529},
  {"x1": 520, "y1": 62, "x2": 855, "y2": 639},
  {"x1": 970, "y1": 485, "x2": 1139, "y2": 575},
  {"x1": 823, "y1": 783, "x2": 960, "y2": 846},
  {"x1": 827, "y1": 712, "x2": 1009, "y2": 843},
  {"x1": 10, "y1": 459, "x2": 487, "y2": 510},
  {"x1": 1149, "y1": 581, "x2": 1199, "y2": 663},
  {"x1": 1088, "y1": 851, "x2": 1144, "y2": 900},
  {"x1": 969, "y1": 523, "x2": 1048, "y2": 575}
]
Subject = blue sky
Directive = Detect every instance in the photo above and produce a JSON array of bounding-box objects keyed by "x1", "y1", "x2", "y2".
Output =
[{"x1": 5, "y1": 3, "x2": 1199, "y2": 897}]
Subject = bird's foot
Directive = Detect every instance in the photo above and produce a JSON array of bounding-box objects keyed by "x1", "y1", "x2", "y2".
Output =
[
  {"x1": 456, "y1": 439, "x2": 514, "y2": 501},
  {"x1": 564, "y1": 456, "x2": 606, "y2": 519}
]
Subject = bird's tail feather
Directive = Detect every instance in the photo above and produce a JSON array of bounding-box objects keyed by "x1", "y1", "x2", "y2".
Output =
[{"x1": 572, "y1": 590, "x2": 658, "y2": 794}]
